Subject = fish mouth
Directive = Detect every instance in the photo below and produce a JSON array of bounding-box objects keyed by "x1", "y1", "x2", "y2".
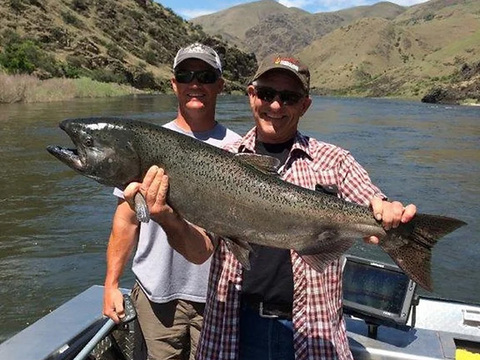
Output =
[
  {"x1": 47, "y1": 120, "x2": 86, "y2": 172},
  {"x1": 46, "y1": 145, "x2": 84, "y2": 171}
]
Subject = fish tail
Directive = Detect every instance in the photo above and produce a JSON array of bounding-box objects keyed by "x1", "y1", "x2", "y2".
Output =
[{"x1": 380, "y1": 214, "x2": 466, "y2": 292}]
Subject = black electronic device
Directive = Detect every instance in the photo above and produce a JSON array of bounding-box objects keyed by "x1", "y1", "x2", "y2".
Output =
[{"x1": 342, "y1": 255, "x2": 417, "y2": 336}]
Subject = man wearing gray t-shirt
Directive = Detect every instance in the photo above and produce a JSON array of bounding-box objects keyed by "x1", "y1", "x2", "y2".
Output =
[{"x1": 103, "y1": 43, "x2": 241, "y2": 360}]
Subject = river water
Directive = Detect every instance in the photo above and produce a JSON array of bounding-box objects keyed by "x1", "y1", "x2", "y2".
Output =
[{"x1": 0, "y1": 95, "x2": 479, "y2": 342}]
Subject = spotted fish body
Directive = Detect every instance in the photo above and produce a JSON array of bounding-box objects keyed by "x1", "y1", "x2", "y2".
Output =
[{"x1": 47, "y1": 117, "x2": 467, "y2": 291}]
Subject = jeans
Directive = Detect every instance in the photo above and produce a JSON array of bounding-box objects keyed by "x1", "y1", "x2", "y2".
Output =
[{"x1": 239, "y1": 304, "x2": 295, "y2": 360}]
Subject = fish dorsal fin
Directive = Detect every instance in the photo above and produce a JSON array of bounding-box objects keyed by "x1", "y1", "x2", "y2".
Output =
[{"x1": 235, "y1": 153, "x2": 280, "y2": 175}]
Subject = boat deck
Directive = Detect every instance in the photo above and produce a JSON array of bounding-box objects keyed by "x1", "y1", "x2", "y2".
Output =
[{"x1": 1, "y1": 285, "x2": 479, "y2": 360}]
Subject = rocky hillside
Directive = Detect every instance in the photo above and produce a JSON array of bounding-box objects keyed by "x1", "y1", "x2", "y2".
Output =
[
  {"x1": 192, "y1": 0, "x2": 480, "y2": 103},
  {"x1": 192, "y1": 0, "x2": 406, "y2": 59},
  {"x1": 0, "y1": 0, "x2": 257, "y2": 92}
]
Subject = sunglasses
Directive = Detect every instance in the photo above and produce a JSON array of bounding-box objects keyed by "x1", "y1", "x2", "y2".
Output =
[
  {"x1": 254, "y1": 86, "x2": 304, "y2": 106},
  {"x1": 174, "y1": 69, "x2": 219, "y2": 84}
]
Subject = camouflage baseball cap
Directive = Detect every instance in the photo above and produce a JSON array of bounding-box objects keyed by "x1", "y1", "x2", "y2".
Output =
[
  {"x1": 173, "y1": 43, "x2": 222, "y2": 73},
  {"x1": 252, "y1": 54, "x2": 310, "y2": 94}
]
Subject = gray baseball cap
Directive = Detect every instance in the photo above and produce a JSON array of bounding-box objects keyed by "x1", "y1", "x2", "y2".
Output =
[{"x1": 173, "y1": 43, "x2": 222, "y2": 73}]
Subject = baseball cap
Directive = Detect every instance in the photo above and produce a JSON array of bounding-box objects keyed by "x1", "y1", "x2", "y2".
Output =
[
  {"x1": 252, "y1": 54, "x2": 310, "y2": 94},
  {"x1": 173, "y1": 43, "x2": 222, "y2": 74}
]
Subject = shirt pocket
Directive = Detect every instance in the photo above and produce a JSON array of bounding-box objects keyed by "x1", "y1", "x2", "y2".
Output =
[{"x1": 314, "y1": 169, "x2": 340, "y2": 195}]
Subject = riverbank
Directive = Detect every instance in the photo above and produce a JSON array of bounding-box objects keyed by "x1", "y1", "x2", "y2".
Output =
[
  {"x1": 1, "y1": 72, "x2": 478, "y2": 106},
  {"x1": 0, "y1": 73, "x2": 147, "y2": 103}
]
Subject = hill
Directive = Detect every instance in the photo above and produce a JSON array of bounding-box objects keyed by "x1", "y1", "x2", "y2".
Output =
[
  {"x1": 192, "y1": 0, "x2": 480, "y2": 103},
  {"x1": 192, "y1": 0, "x2": 406, "y2": 58},
  {"x1": 1, "y1": 0, "x2": 478, "y2": 103},
  {"x1": 191, "y1": 0, "x2": 310, "y2": 56},
  {"x1": 0, "y1": 0, "x2": 257, "y2": 93}
]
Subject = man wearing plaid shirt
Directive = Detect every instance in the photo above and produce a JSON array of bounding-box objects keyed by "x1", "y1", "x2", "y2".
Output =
[{"x1": 123, "y1": 54, "x2": 417, "y2": 360}]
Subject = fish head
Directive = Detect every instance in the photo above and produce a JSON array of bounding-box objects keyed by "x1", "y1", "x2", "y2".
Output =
[{"x1": 47, "y1": 118, "x2": 142, "y2": 187}]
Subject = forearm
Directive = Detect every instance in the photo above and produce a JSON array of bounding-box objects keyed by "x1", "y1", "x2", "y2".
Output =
[
  {"x1": 153, "y1": 208, "x2": 214, "y2": 264},
  {"x1": 124, "y1": 166, "x2": 215, "y2": 264},
  {"x1": 105, "y1": 200, "x2": 139, "y2": 289}
]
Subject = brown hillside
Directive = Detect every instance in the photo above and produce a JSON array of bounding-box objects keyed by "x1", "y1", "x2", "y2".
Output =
[
  {"x1": 298, "y1": 0, "x2": 480, "y2": 99},
  {"x1": 299, "y1": 17, "x2": 427, "y2": 92},
  {"x1": 193, "y1": 0, "x2": 479, "y2": 102},
  {"x1": 333, "y1": 1, "x2": 405, "y2": 22},
  {"x1": 191, "y1": 0, "x2": 309, "y2": 52},
  {"x1": 0, "y1": 0, "x2": 257, "y2": 92},
  {"x1": 192, "y1": 0, "x2": 407, "y2": 58}
]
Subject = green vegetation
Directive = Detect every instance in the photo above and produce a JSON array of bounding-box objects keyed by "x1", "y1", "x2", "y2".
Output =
[
  {"x1": 0, "y1": 72, "x2": 143, "y2": 103},
  {"x1": 0, "y1": 36, "x2": 62, "y2": 76},
  {"x1": 0, "y1": 0, "x2": 256, "y2": 103},
  {"x1": 1, "y1": 0, "x2": 478, "y2": 104},
  {"x1": 61, "y1": 10, "x2": 84, "y2": 28}
]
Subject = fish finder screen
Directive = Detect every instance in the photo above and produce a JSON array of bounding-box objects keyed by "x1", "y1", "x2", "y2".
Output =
[{"x1": 343, "y1": 259, "x2": 410, "y2": 314}]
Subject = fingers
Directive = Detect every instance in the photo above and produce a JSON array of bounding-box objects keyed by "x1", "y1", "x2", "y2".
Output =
[
  {"x1": 370, "y1": 197, "x2": 384, "y2": 221},
  {"x1": 383, "y1": 201, "x2": 404, "y2": 230},
  {"x1": 124, "y1": 182, "x2": 141, "y2": 209},
  {"x1": 401, "y1": 204, "x2": 417, "y2": 223},
  {"x1": 145, "y1": 167, "x2": 162, "y2": 206},
  {"x1": 363, "y1": 235, "x2": 380, "y2": 245},
  {"x1": 125, "y1": 166, "x2": 170, "y2": 222},
  {"x1": 103, "y1": 289, "x2": 125, "y2": 324},
  {"x1": 114, "y1": 296, "x2": 126, "y2": 321},
  {"x1": 140, "y1": 166, "x2": 168, "y2": 209},
  {"x1": 371, "y1": 198, "x2": 417, "y2": 232},
  {"x1": 140, "y1": 165, "x2": 160, "y2": 199},
  {"x1": 155, "y1": 171, "x2": 169, "y2": 208}
]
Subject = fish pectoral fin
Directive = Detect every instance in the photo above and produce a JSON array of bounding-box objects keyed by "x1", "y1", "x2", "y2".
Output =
[
  {"x1": 235, "y1": 153, "x2": 280, "y2": 175},
  {"x1": 134, "y1": 192, "x2": 150, "y2": 223},
  {"x1": 298, "y1": 236, "x2": 355, "y2": 273},
  {"x1": 223, "y1": 237, "x2": 252, "y2": 270}
]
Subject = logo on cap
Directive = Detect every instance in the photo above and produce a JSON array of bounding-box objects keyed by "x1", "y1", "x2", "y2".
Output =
[{"x1": 274, "y1": 56, "x2": 300, "y2": 72}]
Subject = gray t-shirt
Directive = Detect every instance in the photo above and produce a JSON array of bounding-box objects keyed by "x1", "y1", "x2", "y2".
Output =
[{"x1": 114, "y1": 120, "x2": 241, "y2": 303}]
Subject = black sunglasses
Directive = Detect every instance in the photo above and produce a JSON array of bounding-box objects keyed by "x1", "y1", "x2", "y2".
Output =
[
  {"x1": 254, "y1": 86, "x2": 304, "y2": 106},
  {"x1": 174, "y1": 69, "x2": 219, "y2": 84}
]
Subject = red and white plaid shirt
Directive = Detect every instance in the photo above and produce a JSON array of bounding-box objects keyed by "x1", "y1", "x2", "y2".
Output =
[{"x1": 196, "y1": 127, "x2": 385, "y2": 360}]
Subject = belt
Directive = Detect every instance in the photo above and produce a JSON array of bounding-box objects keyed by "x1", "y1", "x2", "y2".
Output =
[{"x1": 241, "y1": 296, "x2": 293, "y2": 320}]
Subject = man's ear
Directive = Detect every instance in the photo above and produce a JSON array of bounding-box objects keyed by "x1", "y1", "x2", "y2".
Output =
[
  {"x1": 217, "y1": 77, "x2": 225, "y2": 93},
  {"x1": 247, "y1": 85, "x2": 256, "y2": 108},
  {"x1": 171, "y1": 78, "x2": 178, "y2": 95},
  {"x1": 300, "y1": 96, "x2": 312, "y2": 116}
]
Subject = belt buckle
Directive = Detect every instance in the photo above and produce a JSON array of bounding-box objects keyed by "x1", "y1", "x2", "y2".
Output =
[{"x1": 259, "y1": 302, "x2": 279, "y2": 319}]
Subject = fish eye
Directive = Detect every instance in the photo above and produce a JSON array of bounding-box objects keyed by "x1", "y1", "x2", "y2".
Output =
[{"x1": 84, "y1": 136, "x2": 94, "y2": 147}]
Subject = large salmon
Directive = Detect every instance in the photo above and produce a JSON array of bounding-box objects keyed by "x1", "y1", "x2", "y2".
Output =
[{"x1": 47, "y1": 117, "x2": 466, "y2": 291}]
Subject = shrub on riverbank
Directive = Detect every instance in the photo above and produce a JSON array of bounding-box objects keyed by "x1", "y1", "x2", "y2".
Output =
[{"x1": 0, "y1": 73, "x2": 145, "y2": 103}]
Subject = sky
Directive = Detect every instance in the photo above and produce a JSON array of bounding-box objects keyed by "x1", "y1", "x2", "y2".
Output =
[{"x1": 156, "y1": 0, "x2": 430, "y2": 20}]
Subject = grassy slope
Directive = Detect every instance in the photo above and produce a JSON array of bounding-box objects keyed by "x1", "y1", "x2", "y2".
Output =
[
  {"x1": 193, "y1": 0, "x2": 480, "y2": 101},
  {"x1": 192, "y1": 0, "x2": 307, "y2": 51},
  {"x1": 0, "y1": 0, "x2": 257, "y2": 98},
  {"x1": 298, "y1": 0, "x2": 480, "y2": 98},
  {"x1": 2, "y1": 0, "x2": 478, "y2": 102}
]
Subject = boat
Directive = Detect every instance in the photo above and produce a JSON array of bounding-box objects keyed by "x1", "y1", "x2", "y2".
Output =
[{"x1": 1, "y1": 255, "x2": 480, "y2": 360}]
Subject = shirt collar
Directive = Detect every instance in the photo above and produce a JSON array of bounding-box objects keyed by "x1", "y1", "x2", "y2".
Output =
[{"x1": 237, "y1": 127, "x2": 313, "y2": 161}]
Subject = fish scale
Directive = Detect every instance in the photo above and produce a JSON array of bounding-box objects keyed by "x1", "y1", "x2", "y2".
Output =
[{"x1": 47, "y1": 117, "x2": 467, "y2": 291}]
